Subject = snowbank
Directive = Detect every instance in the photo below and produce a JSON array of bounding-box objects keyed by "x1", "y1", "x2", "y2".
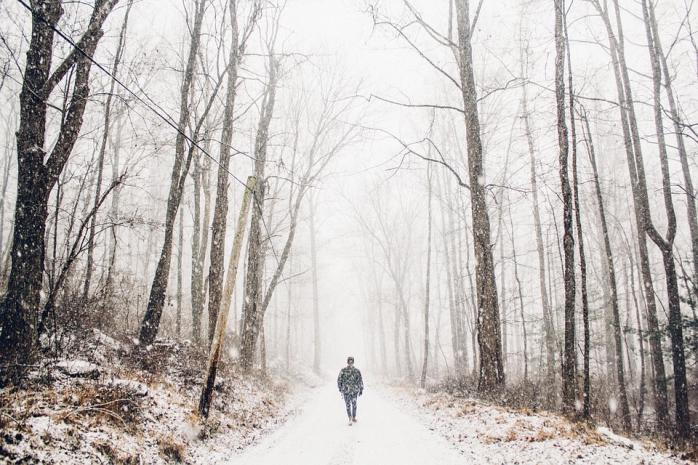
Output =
[
  {"x1": 396, "y1": 388, "x2": 694, "y2": 464},
  {"x1": 0, "y1": 332, "x2": 290, "y2": 464}
]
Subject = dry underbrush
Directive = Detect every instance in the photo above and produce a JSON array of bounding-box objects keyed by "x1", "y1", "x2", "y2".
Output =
[
  {"x1": 58, "y1": 382, "x2": 144, "y2": 431},
  {"x1": 159, "y1": 434, "x2": 187, "y2": 463},
  {"x1": 0, "y1": 330, "x2": 288, "y2": 464},
  {"x1": 416, "y1": 388, "x2": 610, "y2": 447}
]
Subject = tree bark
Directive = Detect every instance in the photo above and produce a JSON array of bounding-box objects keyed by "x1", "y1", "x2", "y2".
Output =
[
  {"x1": 206, "y1": 0, "x2": 245, "y2": 345},
  {"x1": 582, "y1": 112, "x2": 631, "y2": 428},
  {"x1": 650, "y1": 3, "x2": 698, "y2": 303},
  {"x1": 453, "y1": 0, "x2": 503, "y2": 391},
  {"x1": 438, "y1": 173, "x2": 464, "y2": 375},
  {"x1": 239, "y1": 57, "x2": 279, "y2": 370},
  {"x1": 0, "y1": 143, "x2": 12, "y2": 273},
  {"x1": 554, "y1": 0, "x2": 576, "y2": 415},
  {"x1": 627, "y1": 246, "x2": 646, "y2": 429},
  {"x1": 590, "y1": 0, "x2": 670, "y2": 427},
  {"x1": 199, "y1": 176, "x2": 255, "y2": 417},
  {"x1": 0, "y1": 0, "x2": 119, "y2": 384},
  {"x1": 105, "y1": 117, "x2": 125, "y2": 289},
  {"x1": 190, "y1": 144, "x2": 212, "y2": 344},
  {"x1": 139, "y1": 0, "x2": 208, "y2": 346},
  {"x1": 565, "y1": 14, "x2": 592, "y2": 422},
  {"x1": 508, "y1": 207, "x2": 528, "y2": 382},
  {"x1": 521, "y1": 49, "x2": 556, "y2": 388},
  {"x1": 421, "y1": 167, "x2": 433, "y2": 388},
  {"x1": 640, "y1": 0, "x2": 690, "y2": 437},
  {"x1": 176, "y1": 203, "x2": 184, "y2": 338},
  {"x1": 309, "y1": 194, "x2": 321, "y2": 374},
  {"x1": 83, "y1": 0, "x2": 133, "y2": 300}
]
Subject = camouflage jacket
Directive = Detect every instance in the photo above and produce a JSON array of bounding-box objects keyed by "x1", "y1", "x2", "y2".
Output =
[{"x1": 337, "y1": 366, "x2": 363, "y2": 396}]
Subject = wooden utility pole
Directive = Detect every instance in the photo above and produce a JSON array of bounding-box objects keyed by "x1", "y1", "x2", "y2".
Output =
[{"x1": 199, "y1": 176, "x2": 256, "y2": 418}]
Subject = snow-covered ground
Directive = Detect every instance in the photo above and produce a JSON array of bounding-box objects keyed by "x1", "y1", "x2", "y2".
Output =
[
  {"x1": 0, "y1": 331, "x2": 290, "y2": 464},
  {"x1": 225, "y1": 383, "x2": 694, "y2": 465},
  {"x1": 3, "y1": 354, "x2": 694, "y2": 465},
  {"x1": 399, "y1": 388, "x2": 694, "y2": 465},
  {"x1": 226, "y1": 383, "x2": 466, "y2": 465}
]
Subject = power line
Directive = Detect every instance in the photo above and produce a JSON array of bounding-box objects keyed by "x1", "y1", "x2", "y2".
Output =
[{"x1": 14, "y1": 0, "x2": 285, "y2": 272}]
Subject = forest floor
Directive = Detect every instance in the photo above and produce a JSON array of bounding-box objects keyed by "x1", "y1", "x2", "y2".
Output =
[
  {"x1": 0, "y1": 329, "x2": 297, "y2": 464},
  {"x1": 1, "y1": 334, "x2": 695, "y2": 465},
  {"x1": 399, "y1": 387, "x2": 696, "y2": 464}
]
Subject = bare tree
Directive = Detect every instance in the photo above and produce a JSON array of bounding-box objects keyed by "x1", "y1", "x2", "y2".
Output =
[
  {"x1": 453, "y1": 0, "x2": 504, "y2": 391},
  {"x1": 83, "y1": 0, "x2": 133, "y2": 301},
  {"x1": 520, "y1": 48, "x2": 556, "y2": 391},
  {"x1": 581, "y1": 109, "x2": 630, "y2": 428},
  {"x1": 240, "y1": 61, "x2": 362, "y2": 370},
  {"x1": 0, "y1": 0, "x2": 120, "y2": 384},
  {"x1": 588, "y1": 0, "x2": 670, "y2": 428},
  {"x1": 190, "y1": 137, "x2": 212, "y2": 344},
  {"x1": 640, "y1": 0, "x2": 690, "y2": 437},
  {"x1": 564, "y1": 13, "x2": 595, "y2": 423},
  {"x1": 553, "y1": 0, "x2": 576, "y2": 415},
  {"x1": 206, "y1": 0, "x2": 260, "y2": 346},
  {"x1": 138, "y1": 0, "x2": 208, "y2": 347},
  {"x1": 421, "y1": 165, "x2": 433, "y2": 388},
  {"x1": 309, "y1": 193, "x2": 322, "y2": 374},
  {"x1": 240, "y1": 54, "x2": 280, "y2": 370}
]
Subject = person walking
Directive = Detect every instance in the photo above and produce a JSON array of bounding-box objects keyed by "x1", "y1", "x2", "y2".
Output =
[{"x1": 337, "y1": 356, "x2": 363, "y2": 425}]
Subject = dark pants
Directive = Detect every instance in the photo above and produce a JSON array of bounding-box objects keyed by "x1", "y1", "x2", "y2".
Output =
[{"x1": 343, "y1": 393, "x2": 357, "y2": 419}]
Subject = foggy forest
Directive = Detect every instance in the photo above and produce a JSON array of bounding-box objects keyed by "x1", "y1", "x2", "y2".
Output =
[{"x1": 0, "y1": 0, "x2": 697, "y2": 463}]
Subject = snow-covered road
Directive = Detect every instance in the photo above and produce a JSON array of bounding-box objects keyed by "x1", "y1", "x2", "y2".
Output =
[{"x1": 226, "y1": 383, "x2": 466, "y2": 465}]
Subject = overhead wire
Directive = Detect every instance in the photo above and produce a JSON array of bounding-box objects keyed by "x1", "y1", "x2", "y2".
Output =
[{"x1": 14, "y1": 0, "x2": 285, "y2": 271}]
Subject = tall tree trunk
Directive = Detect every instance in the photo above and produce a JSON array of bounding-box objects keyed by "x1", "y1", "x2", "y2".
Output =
[
  {"x1": 285, "y1": 255, "x2": 293, "y2": 373},
  {"x1": 440, "y1": 176, "x2": 464, "y2": 375},
  {"x1": 239, "y1": 57, "x2": 279, "y2": 370},
  {"x1": 190, "y1": 146, "x2": 212, "y2": 344},
  {"x1": 371, "y1": 262, "x2": 389, "y2": 375},
  {"x1": 191, "y1": 158, "x2": 203, "y2": 342},
  {"x1": 554, "y1": 0, "x2": 576, "y2": 414},
  {"x1": 457, "y1": 193, "x2": 474, "y2": 375},
  {"x1": 139, "y1": 0, "x2": 207, "y2": 346},
  {"x1": 0, "y1": 0, "x2": 119, "y2": 384},
  {"x1": 433, "y1": 274, "x2": 443, "y2": 378},
  {"x1": 582, "y1": 113, "x2": 630, "y2": 428},
  {"x1": 565, "y1": 15, "x2": 592, "y2": 421},
  {"x1": 591, "y1": 0, "x2": 670, "y2": 427},
  {"x1": 627, "y1": 248, "x2": 646, "y2": 429},
  {"x1": 450, "y1": 198, "x2": 468, "y2": 374},
  {"x1": 176, "y1": 204, "x2": 184, "y2": 338},
  {"x1": 521, "y1": 50, "x2": 556, "y2": 388},
  {"x1": 650, "y1": 4, "x2": 698, "y2": 302},
  {"x1": 640, "y1": 0, "x2": 690, "y2": 437},
  {"x1": 206, "y1": 0, "x2": 243, "y2": 346},
  {"x1": 401, "y1": 293, "x2": 415, "y2": 381},
  {"x1": 199, "y1": 176, "x2": 255, "y2": 417},
  {"x1": 563, "y1": 17, "x2": 588, "y2": 418},
  {"x1": 509, "y1": 207, "x2": 528, "y2": 382},
  {"x1": 83, "y1": 0, "x2": 133, "y2": 300},
  {"x1": 496, "y1": 120, "x2": 515, "y2": 374},
  {"x1": 394, "y1": 300, "x2": 402, "y2": 377},
  {"x1": 0, "y1": 115, "x2": 13, "y2": 265},
  {"x1": 454, "y1": 0, "x2": 504, "y2": 392},
  {"x1": 309, "y1": 194, "x2": 321, "y2": 374},
  {"x1": 105, "y1": 117, "x2": 125, "y2": 289},
  {"x1": 421, "y1": 167, "x2": 433, "y2": 388}
]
